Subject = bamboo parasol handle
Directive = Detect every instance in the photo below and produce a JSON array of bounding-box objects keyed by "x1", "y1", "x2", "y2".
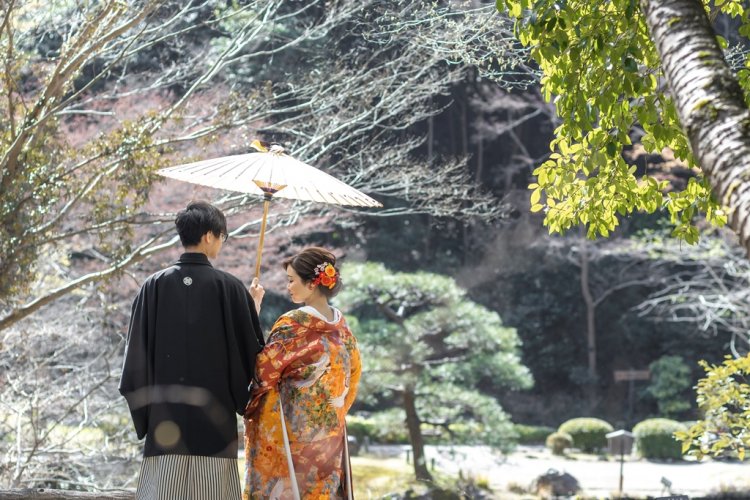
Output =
[{"x1": 254, "y1": 196, "x2": 272, "y2": 279}]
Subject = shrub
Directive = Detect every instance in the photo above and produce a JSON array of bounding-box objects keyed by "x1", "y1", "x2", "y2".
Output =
[
  {"x1": 545, "y1": 431, "x2": 573, "y2": 455},
  {"x1": 441, "y1": 421, "x2": 483, "y2": 445},
  {"x1": 558, "y1": 417, "x2": 613, "y2": 452},
  {"x1": 515, "y1": 424, "x2": 556, "y2": 445},
  {"x1": 346, "y1": 415, "x2": 378, "y2": 443},
  {"x1": 645, "y1": 355, "x2": 692, "y2": 418},
  {"x1": 633, "y1": 418, "x2": 686, "y2": 460},
  {"x1": 367, "y1": 409, "x2": 410, "y2": 444}
]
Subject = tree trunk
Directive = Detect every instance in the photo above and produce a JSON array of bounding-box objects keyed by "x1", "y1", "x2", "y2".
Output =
[
  {"x1": 641, "y1": 0, "x2": 750, "y2": 254},
  {"x1": 403, "y1": 386, "x2": 432, "y2": 481},
  {"x1": 579, "y1": 234, "x2": 597, "y2": 380},
  {"x1": 0, "y1": 490, "x2": 133, "y2": 499},
  {"x1": 427, "y1": 107, "x2": 434, "y2": 165}
]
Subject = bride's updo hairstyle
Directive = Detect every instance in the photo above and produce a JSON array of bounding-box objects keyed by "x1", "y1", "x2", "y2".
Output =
[{"x1": 282, "y1": 246, "x2": 342, "y2": 298}]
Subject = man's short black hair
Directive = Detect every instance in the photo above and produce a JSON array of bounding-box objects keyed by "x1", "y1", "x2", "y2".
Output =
[{"x1": 175, "y1": 201, "x2": 227, "y2": 247}]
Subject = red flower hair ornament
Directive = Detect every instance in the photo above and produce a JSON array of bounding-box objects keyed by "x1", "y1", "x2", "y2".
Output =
[{"x1": 311, "y1": 262, "x2": 338, "y2": 289}]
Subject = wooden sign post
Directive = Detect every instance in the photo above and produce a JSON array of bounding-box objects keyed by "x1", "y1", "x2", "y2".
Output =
[{"x1": 613, "y1": 369, "x2": 651, "y2": 425}]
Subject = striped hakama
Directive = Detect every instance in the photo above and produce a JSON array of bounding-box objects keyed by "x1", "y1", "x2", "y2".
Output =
[{"x1": 136, "y1": 455, "x2": 241, "y2": 500}]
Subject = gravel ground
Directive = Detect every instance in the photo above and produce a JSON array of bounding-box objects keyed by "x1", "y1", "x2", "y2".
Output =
[{"x1": 363, "y1": 444, "x2": 750, "y2": 499}]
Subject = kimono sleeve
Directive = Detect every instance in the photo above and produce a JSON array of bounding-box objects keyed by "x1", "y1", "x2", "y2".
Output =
[
  {"x1": 223, "y1": 279, "x2": 264, "y2": 416},
  {"x1": 118, "y1": 283, "x2": 152, "y2": 440},
  {"x1": 344, "y1": 333, "x2": 361, "y2": 413},
  {"x1": 244, "y1": 317, "x2": 300, "y2": 417}
]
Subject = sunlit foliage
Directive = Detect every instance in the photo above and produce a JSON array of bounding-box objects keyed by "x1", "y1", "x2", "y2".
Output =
[{"x1": 496, "y1": 0, "x2": 750, "y2": 240}]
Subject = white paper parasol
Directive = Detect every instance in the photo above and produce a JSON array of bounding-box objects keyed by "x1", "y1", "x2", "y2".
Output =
[{"x1": 157, "y1": 140, "x2": 382, "y2": 277}]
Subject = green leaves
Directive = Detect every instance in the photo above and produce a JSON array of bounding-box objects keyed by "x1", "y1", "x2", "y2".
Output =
[
  {"x1": 675, "y1": 355, "x2": 750, "y2": 461},
  {"x1": 715, "y1": 0, "x2": 745, "y2": 18},
  {"x1": 499, "y1": 0, "x2": 735, "y2": 243},
  {"x1": 645, "y1": 356, "x2": 692, "y2": 418},
  {"x1": 529, "y1": 122, "x2": 669, "y2": 238},
  {"x1": 665, "y1": 177, "x2": 726, "y2": 244},
  {"x1": 336, "y1": 262, "x2": 533, "y2": 448}
]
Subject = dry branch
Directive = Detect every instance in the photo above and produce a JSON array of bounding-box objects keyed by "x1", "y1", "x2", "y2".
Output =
[{"x1": 0, "y1": 490, "x2": 133, "y2": 499}]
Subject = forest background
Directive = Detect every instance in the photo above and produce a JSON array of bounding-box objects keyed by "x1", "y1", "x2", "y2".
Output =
[{"x1": 1, "y1": 0, "x2": 749, "y2": 493}]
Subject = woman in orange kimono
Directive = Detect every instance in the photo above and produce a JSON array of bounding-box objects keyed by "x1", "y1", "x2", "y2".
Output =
[{"x1": 244, "y1": 247, "x2": 361, "y2": 499}]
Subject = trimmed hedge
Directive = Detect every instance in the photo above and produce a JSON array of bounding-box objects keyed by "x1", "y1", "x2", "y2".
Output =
[
  {"x1": 346, "y1": 412, "x2": 410, "y2": 444},
  {"x1": 515, "y1": 424, "x2": 556, "y2": 445},
  {"x1": 558, "y1": 417, "x2": 614, "y2": 453},
  {"x1": 346, "y1": 415, "x2": 378, "y2": 443},
  {"x1": 633, "y1": 418, "x2": 686, "y2": 460},
  {"x1": 546, "y1": 431, "x2": 574, "y2": 455}
]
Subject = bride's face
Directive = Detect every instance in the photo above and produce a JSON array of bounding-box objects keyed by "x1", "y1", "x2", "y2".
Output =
[{"x1": 286, "y1": 265, "x2": 314, "y2": 304}]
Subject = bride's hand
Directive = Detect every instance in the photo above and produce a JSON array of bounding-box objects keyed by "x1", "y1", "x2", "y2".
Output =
[{"x1": 249, "y1": 277, "x2": 265, "y2": 314}]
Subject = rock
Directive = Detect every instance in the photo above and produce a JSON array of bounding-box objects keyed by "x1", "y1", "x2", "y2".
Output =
[{"x1": 531, "y1": 468, "x2": 581, "y2": 497}]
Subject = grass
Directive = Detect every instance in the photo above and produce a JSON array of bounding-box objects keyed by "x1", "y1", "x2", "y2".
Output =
[
  {"x1": 351, "y1": 455, "x2": 426, "y2": 498},
  {"x1": 238, "y1": 454, "x2": 451, "y2": 498}
]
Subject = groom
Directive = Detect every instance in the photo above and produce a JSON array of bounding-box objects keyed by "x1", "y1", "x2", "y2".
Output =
[{"x1": 120, "y1": 201, "x2": 265, "y2": 499}]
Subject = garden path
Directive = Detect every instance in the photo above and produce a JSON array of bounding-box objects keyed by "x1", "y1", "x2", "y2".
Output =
[{"x1": 365, "y1": 444, "x2": 750, "y2": 498}]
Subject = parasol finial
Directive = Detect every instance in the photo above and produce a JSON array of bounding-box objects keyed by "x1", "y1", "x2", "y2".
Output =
[
  {"x1": 250, "y1": 139, "x2": 269, "y2": 152},
  {"x1": 250, "y1": 139, "x2": 285, "y2": 155}
]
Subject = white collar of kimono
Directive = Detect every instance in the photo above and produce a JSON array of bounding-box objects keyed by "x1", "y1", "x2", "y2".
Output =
[{"x1": 298, "y1": 305, "x2": 341, "y2": 324}]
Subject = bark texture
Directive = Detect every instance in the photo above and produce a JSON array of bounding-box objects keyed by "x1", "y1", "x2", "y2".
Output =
[
  {"x1": 641, "y1": 0, "x2": 750, "y2": 254},
  {"x1": 403, "y1": 386, "x2": 432, "y2": 481},
  {"x1": 579, "y1": 237, "x2": 597, "y2": 381}
]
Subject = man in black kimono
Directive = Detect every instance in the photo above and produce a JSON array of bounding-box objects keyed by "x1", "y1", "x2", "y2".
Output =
[{"x1": 119, "y1": 201, "x2": 265, "y2": 500}]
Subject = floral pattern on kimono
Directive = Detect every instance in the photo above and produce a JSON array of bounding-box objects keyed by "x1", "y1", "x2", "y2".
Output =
[{"x1": 243, "y1": 309, "x2": 361, "y2": 500}]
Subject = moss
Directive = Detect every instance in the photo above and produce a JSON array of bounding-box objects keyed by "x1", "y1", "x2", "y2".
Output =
[
  {"x1": 699, "y1": 72, "x2": 746, "y2": 104},
  {"x1": 667, "y1": 17, "x2": 681, "y2": 27},
  {"x1": 691, "y1": 98, "x2": 719, "y2": 121},
  {"x1": 723, "y1": 179, "x2": 742, "y2": 207},
  {"x1": 692, "y1": 98, "x2": 712, "y2": 112}
]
